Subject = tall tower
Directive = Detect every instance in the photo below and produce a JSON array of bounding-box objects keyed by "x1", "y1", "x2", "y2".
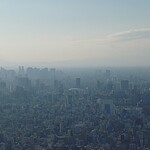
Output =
[
  {"x1": 76, "y1": 78, "x2": 81, "y2": 88},
  {"x1": 121, "y1": 80, "x2": 129, "y2": 91},
  {"x1": 105, "y1": 70, "x2": 111, "y2": 79}
]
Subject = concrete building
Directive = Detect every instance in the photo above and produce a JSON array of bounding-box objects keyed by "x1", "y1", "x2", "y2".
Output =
[
  {"x1": 76, "y1": 78, "x2": 81, "y2": 88},
  {"x1": 97, "y1": 98, "x2": 115, "y2": 115},
  {"x1": 121, "y1": 80, "x2": 129, "y2": 91}
]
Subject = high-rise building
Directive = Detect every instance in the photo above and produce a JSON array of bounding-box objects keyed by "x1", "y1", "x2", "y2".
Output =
[
  {"x1": 50, "y1": 68, "x2": 56, "y2": 80},
  {"x1": 107, "y1": 81, "x2": 113, "y2": 91},
  {"x1": 97, "y1": 99, "x2": 115, "y2": 115},
  {"x1": 105, "y1": 70, "x2": 111, "y2": 79},
  {"x1": 76, "y1": 78, "x2": 81, "y2": 88},
  {"x1": 121, "y1": 80, "x2": 129, "y2": 91},
  {"x1": 15, "y1": 76, "x2": 31, "y2": 89},
  {"x1": 18, "y1": 66, "x2": 25, "y2": 76},
  {"x1": 40, "y1": 68, "x2": 49, "y2": 79},
  {"x1": 54, "y1": 80, "x2": 58, "y2": 91}
]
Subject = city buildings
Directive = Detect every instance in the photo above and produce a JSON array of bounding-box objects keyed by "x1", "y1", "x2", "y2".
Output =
[{"x1": 0, "y1": 66, "x2": 149, "y2": 149}]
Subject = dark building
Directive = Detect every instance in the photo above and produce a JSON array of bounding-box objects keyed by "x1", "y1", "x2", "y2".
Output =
[
  {"x1": 27, "y1": 67, "x2": 40, "y2": 79},
  {"x1": 76, "y1": 78, "x2": 81, "y2": 88},
  {"x1": 15, "y1": 76, "x2": 31, "y2": 89},
  {"x1": 50, "y1": 68, "x2": 56, "y2": 80},
  {"x1": 97, "y1": 80, "x2": 101, "y2": 89},
  {"x1": 0, "y1": 81, "x2": 6, "y2": 89},
  {"x1": 107, "y1": 81, "x2": 113, "y2": 91},
  {"x1": 18, "y1": 66, "x2": 25, "y2": 76},
  {"x1": 40, "y1": 68, "x2": 49, "y2": 79},
  {"x1": 121, "y1": 80, "x2": 129, "y2": 91},
  {"x1": 105, "y1": 70, "x2": 111, "y2": 79}
]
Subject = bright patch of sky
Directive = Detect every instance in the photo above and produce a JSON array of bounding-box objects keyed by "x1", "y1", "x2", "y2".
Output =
[{"x1": 0, "y1": 0, "x2": 150, "y2": 67}]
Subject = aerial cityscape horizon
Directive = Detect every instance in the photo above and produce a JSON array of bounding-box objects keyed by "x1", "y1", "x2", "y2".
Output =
[{"x1": 0, "y1": 0, "x2": 150, "y2": 149}]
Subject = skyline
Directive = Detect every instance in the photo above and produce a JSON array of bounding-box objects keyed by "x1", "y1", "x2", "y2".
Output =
[{"x1": 0, "y1": 0, "x2": 150, "y2": 67}]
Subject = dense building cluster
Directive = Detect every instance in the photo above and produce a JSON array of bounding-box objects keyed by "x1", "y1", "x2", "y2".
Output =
[{"x1": 0, "y1": 66, "x2": 150, "y2": 150}]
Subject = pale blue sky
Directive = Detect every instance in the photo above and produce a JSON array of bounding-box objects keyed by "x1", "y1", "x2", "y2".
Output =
[{"x1": 0, "y1": 0, "x2": 150, "y2": 67}]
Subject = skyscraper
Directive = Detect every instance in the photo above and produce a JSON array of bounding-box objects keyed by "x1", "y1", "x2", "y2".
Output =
[
  {"x1": 105, "y1": 70, "x2": 111, "y2": 79},
  {"x1": 121, "y1": 80, "x2": 129, "y2": 91},
  {"x1": 76, "y1": 78, "x2": 81, "y2": 88}
]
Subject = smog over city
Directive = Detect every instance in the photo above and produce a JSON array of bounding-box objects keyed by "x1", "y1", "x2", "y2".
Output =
[{"x1": 0, "y1": 0, "x2": 150, "y2": 149}]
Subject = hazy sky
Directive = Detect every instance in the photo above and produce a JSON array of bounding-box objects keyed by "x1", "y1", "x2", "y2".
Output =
[{"x1": 0, "y1": 0, "x2": 150, "y2": 67}]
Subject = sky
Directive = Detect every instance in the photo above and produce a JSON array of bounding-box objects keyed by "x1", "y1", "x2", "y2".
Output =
[{"x1": 0, "y1": 0, "x2": 150, "y2": 67}]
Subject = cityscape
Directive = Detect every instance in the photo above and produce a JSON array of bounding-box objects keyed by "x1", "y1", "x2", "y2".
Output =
[
  {"x1": 0, "y1": 66, "x2": 149, "y2": 149},
  {"x1": 0, "y1": 0, "x2": 150, "y2": 149}
]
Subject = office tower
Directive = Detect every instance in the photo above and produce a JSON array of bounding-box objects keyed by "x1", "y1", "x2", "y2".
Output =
[
  {"x1": 50, "y1": 68, "x2": 56, "y2": 80},
  {"x1": 54, "y1": 80, "x2": 58, "y2": 91},
  {"x1": 121, "y1": 80, "x2": 129, "y2": 91},
  {"x1": 105, "y1": 70, "x2": 111, "y2": 79},
  {"x1": 97, "y1": 99, "x2": 115, "y2": 115},
  {"x1": 18, "y1": 66, "x2": 25, "y2": 76},
  {"x1": 15, "y1": 76, "x2": 31, "y2": 89},
  {"x1": 97, "y1": 80, "x2": 101, "y2": 89},
  {"x1": 107, "y1": 81, "x2": 113, "y2": 91},
  {"x1": 76, "y1": 78, "x2": 81, "y2": 88},
  {"x1": 40, "y1": 68, "x2": 49, "y2": 79}
]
